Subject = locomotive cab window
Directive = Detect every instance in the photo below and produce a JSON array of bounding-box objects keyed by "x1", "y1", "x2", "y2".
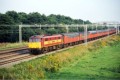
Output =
[{"x1": 29, "y1": 38, "x2": 40, "y2": 42}]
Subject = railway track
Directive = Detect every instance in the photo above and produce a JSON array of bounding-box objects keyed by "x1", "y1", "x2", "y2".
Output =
[
  {"x1": 0, "y1": 46, "x2": 31, "y2": 68},
  {"x1": 0, "y1": 46, "x2": 27, "y2": 55},
  {"x1": 0, "y1": 34, "x2": 116, "y2": 68},
  {"x1": 0, "y1": 53, "x2": 21, "y2": 60},
  {"x1": 0, "y1": 54, "x2": 34, "y2": 65},
  {"x1": 0, "y1": 51, "x2": 28, "y2": 61}
]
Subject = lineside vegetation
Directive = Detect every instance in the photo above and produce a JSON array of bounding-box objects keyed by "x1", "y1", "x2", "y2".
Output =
[{"x1": 0, "y1": 42, "x2": 27, "y2": 51}]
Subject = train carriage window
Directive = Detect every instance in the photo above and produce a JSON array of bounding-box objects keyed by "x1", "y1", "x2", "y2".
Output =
[
  {"x1": 45, "y1": 38, "x2": 48, "y2": 41},
  {"x1": 51, "y1": 37, "x2": 54, "y2": 40},
  {"x1": 50, "y1": 38, "x2": 52, "y2": 40}
]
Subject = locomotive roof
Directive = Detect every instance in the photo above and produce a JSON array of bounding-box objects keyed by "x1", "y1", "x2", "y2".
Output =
[
  {"x1": 42, "y1": 34, "x2": 62, "y2": 38},
  {"x1": 30, "y1": 29, "x2": 115, "y2": 39},
  {"x1": 30, "y1": 34, "x2": 62, "y2": 39},
  {"x1": 88, "y1": 29, "x2": 109, "y2": 33},
  {"x1": 62, "y1": 32, "x2": 80, "y2": 37},
  {"x1": 30, "y1": 35, "x2": 44, "y2": 39}
]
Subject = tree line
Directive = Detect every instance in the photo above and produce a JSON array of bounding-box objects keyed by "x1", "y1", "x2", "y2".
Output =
[
  {"x1": 0, "y1": 11, "x2": 91, "y2": 42},
  {"x1": 0, "y1": 11, "x2": 91, "y2": 25}
]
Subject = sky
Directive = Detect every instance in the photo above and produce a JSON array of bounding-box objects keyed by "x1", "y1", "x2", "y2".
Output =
[{"x1": 0, "y1": 0, "x2": 120, "y2": 22}]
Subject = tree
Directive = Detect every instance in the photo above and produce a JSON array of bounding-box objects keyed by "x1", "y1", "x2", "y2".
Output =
[
  {"x1": 18, "y1": 12, "x2": 28, "y2": 24},
  {"x1": 48, "y1": 14, "x2": 58, "y2": 24},
  {"x1": 84, "y1": 20, "x2": 91, "y2": 24},
  {"x1": 0, "y1": 14, "x2": 14, "y2": 25},
  {"x1": 46, "y1": 28, "x2": 58, "y2": 35},
  {"x1": 74, "y1": 19, "x2": 84, "y2": 24},
  {"x1": 41, "y1": 14, "x2": 48, "y2": 24},
  {"x1": 27, "y1": 12, "x2": 42, "y2": 24},
  {"x1": 6, "y1": 11, "x2": 19, "y2": 24}
]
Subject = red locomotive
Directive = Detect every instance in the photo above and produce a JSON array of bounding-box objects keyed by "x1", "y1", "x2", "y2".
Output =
[{"x1": 28, "y1": 28, "x2": 116, "y2": 54}]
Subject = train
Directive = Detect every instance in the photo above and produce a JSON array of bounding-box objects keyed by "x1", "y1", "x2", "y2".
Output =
[{"x1": 28, "y1": 28, "x2": 116, "y2": 54}]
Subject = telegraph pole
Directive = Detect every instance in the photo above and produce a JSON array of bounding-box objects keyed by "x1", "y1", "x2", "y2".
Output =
[
  {"x1": 117, "y1": 24, "x2": 119, "y2": 34},
  {"x1": 39, "y1": 24, "x2": 41, "y2": 30},
  {"x1": 107, "y1": 24, "x2": 109, "y2": 36},
  {"x1": 118, "y1": 25, "x2": 120, "y2": 34},
  {"x1": 19, "y1": 24, "x2": 22, "y2": 43},
  {"x1": 96, "y1": 24, "x2": 98, "y2": 36},
  {"x1": 77, "y1": 24, "x2": 79, "y2": 32},
  {"x1": 66, "y1": 25, "x2": 69, "y2": 33},
  {"x1": 96, "y1": 24, "x2": 97, "y2": 31},
  {"x1": 84, "y1": 25, "x2": 88, "y2": 45},
  {"x1": 116, "y1": 24, "x2": 118, "y2": 34}
]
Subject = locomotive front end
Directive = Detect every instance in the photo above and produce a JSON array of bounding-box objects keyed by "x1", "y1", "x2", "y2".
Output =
[{"x1": 28, "y1": 35, "x2": 42, "y2": 54}]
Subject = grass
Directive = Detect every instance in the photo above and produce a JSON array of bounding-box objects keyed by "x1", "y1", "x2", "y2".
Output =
[
  {"x1": 0, "y1": 34, "x2": 120, "y2": 79},
  {"x1": 47, "y1": 43, "x2": 120, "y2": 79},
  {"x1": 0, "y1": 42, "x2": 28, "y2": 51}
]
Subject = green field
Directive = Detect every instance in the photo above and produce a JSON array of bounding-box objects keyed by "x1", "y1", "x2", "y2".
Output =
[
  {"x1": 47, "y1": 42, "x2": 120, "y2": 79},
  {"x1": 0, "y1": 35, "x2": 120, "y2": 79}
]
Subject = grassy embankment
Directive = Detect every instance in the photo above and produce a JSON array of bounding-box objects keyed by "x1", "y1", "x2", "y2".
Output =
[
  {"x1": 0, "y1": 42, "x2": 28, "y2": 51},
  {"x1": 48, "y1": 39, "x2": 120, "y2": 79},
  {"x1": 0, "y1": 34, "x2": 120, "y2": 79}
]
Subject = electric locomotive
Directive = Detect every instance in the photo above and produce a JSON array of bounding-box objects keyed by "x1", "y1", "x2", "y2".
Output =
[
  {"x1": 28, "y1": 35, "x2": 63, "y2": 54},
  {"x1": 28, "y1": 28, "x2": 116, "y2": 54}
]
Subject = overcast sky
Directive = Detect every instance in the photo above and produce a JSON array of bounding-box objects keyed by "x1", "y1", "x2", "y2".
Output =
[{"x1": 0, "y1": 0, "x2": 120, "y2": 22}]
